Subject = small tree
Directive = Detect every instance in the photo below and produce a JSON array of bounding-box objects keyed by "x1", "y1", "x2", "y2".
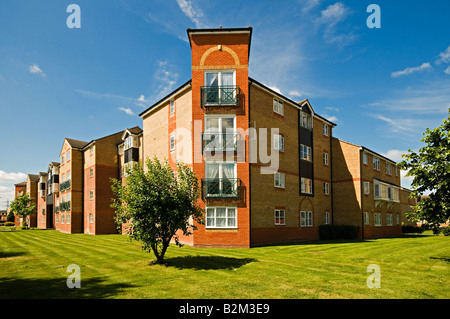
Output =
[
  {"x1": 9, "y1": 193, "x2": 36, "y2": 228},
  {"x1": 398, "y1": 109, "x2": 450, "y2": 227},
  {"x1": 111, "y1": 157, "x2": 204, "y2": 264}
]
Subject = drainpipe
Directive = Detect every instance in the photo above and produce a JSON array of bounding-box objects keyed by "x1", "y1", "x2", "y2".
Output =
[{"x1": 359, "y1": 147, "x2": 364, "y2": 240}]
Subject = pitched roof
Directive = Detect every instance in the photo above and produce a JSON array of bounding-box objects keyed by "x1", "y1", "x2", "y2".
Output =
[{"x1": 65, "y1": 138, "x2": 90, "y2": 149}]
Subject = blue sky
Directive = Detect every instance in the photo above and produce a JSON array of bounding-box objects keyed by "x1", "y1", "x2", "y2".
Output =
[{"x1": 1, "y1": 0, "x2": 449, "y2": 209}]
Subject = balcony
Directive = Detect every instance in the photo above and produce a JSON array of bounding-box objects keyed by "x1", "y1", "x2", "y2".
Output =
[
  {"x1": 201, "y1": 178, "x2": 241, "y2": 200},
  {"x1": 202, "y1": 132, "x2": 243, "y2": 154},
  {"x1": 200, "y1": 86, "x2": 240, "y2": 108},
  {"x1": 374, "y1": 180, "x2": 399, "y2": 208},
  {"x1": 59, "y1": 180, "x2": 71, "y2": 192},
  {"x1": 59, "y1": 201, "x2": 70, "y2": 212},
  {"x1": 52, "y1": 183, "x2": 59, "y2": 194}
]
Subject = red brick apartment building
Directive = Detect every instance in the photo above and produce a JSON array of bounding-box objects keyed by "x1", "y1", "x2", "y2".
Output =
[
  {"x1": 27, "y1": 127, "x2": 142, "y2": 234},
  {"x1": 139, "y1": 27, "x2": 337, "y2": 247},
  {"x1": 138, "y1": 26, "x2": 415, "y2": 247}
]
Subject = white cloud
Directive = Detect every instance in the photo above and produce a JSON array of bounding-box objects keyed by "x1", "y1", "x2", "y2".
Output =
[
  {"x1": 29, "y1": 64, "x2": 46, "y2": 77},
  {"x1": 288, "y1": 90, "x2": 302, "y2": 98},
  {"x1": 391, "y1": 62, "x2": 432, "y2": 78},
  {"x1": 268, "y1": 86, "x2": 282, "y2": 94},
  {"x1": 175, "y1": 0, "x2": 208, "y2": 28},
  {"x1": 0, "y1": 170, "x2": 27, "y2": 184},
  {"x1": 153, "y1": 60, "x2": 179, "y2": 100},
  {"x1": 118, "y1": 107, "x2": 135, "y2": 116},
  {"x1": 444, "y1": 66, "x2": 450, "y2": 75},
  {"x1": 0, "y1": 185, "x2": 15, "y2": 210},
  {"x1": 301, "y1": 0, "x2": 321, "y2": 13},
  {"x1": 436, "y1": 45, "x2": 450, "y2": 64},
  {"x1": 317, "y1": 2, "x2": 348, "y2": 26},
  {"x1": 381, "y1": 149, "x2": 409, "y2": 162}
]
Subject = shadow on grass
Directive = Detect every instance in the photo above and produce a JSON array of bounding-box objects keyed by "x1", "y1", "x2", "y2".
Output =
[
  {"x1": 0, "y1": 251, "x2": 27, "y2": 258},
  {"x1": 162, "y1": 256, "x2": 258, "y2": 270},
  {"x1": 430, "y1": 256, "x2": 450, "y2": 263},
  {"x1": 0, "y1": 276, "x2": 136, "y2": 299}
]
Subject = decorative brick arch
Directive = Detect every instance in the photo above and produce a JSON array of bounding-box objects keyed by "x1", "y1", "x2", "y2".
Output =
[{"x1": 199, "y1": 45, "x2": 241, "y2": 67}]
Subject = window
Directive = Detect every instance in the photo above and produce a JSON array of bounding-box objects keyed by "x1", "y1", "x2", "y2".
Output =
[
  {"x1": 387, "y1": 214, "x2": 393, "y2": 226},
  {"x1": 301, "y1": 211, "x2": 313, "y2": 227},
  {"x1": 61, "y1": 214, "x2": 65, "y2": 224},
  {"x1": 204, "y1": 70, "x2": 236, "y2": 104},
  {"x1": 300, "y1": 112, "x2": 312, "y2": 129},
  {"x1": 364, "y1": 212, "x2": 370, "y2": 225},
  {"x1": 373, "y1": 157, "x2": 380, "y2": 171},
  {"x1": 66, "y1": 150, "x2": 71, "y2": 161},
  {"x1": 274, "y1": 172, "x2": 285, "y2": 188},
  {"x1": 364, "y1": 182, "x2": 370, "y2": 194},
  {"x1": 89, "y1": 190, "x2": 94, "y2": 201},
  {"x1": 300, "y1": 144, "x2": 312, "y2": 161},
  {"x1": 363, "y1": 153, "x2": 368, "y2": 165},
  {"x1": 205, "y1": 207, "x2": 237, "y2": 228},
  {"x1": 324, "y1": 211, "x2": 330, "y2": 225},
  {"x1": 66, "y1": 214, "x2": 71, "y2": 224},
  {"x1": 205, "y1": 162, "x2": 237, "y2": 197},
  {"x1": 275, "y1": 209, "x2": 285, "y2": 225},
  {"x1": 56, "y1": 215, "x2": 59, "y2": 224},
  {"x1": 89, "y1": 213, "x2": 93, "y2": 223},
  {"x1": 396, "y1": 214, "x2": 400, "y2": 225},
  {"x1": 273, "y1": 98, "x2": 284, "y2": 116},
  {"x1": 323, "y1": 152, "x2": 329, "y2": 165},
  {"x1": 61, "y1": 155, "x2": 65, "y2": 164},
  {"x1": 375, "y1": 213, "x2": 382, "y2": 226},
  {"x1": 301, "y1": 178, "x2": 313, "y2": 194},
  {"x1": 323, "y1": 182, "x2": 329, "y2": 195},
  {"x1": 89, "y1": 167, "x2": 94, "y2": 178},
  {"x1": 395, "y1": 166, "x2": 399, "y2": 176},
  {"x1": 170, "y1": 100, "x2": 175, "y2": 114},
  {"x1": 170, "y1": 135, "x2": 175, "y2": 151},
  {"x1": 374, "y1": 184, "x2": 380, "y2": 197},
  {"x1": 386, "y1": 162, "x2": 392, "y2": 175},
  {"x1": 322, "y1": 124, "x2": 328, "y2": 136},
  {"x1": 204, "y1": 115, "x2": 236, "y2": 152},
  {"x1": 273, "y1": 134, "x2": 284, "y2": 151},
  {"x1": 90, "y1": 146, "x2": 94, "y2": 155}
]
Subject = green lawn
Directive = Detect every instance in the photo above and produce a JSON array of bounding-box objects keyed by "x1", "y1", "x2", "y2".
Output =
[{"x1": 0, "y1": 228, "x2": 448, "y2": 299}]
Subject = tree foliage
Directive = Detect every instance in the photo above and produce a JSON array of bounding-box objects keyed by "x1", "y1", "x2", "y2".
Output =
[
  {"x1": 111, "y1": 157, "x2": 204, "y2": 264},
  {"x1": 398, "y1": 110, "x2": 450, "y2": 226},
  {"x1": 9, "y1": 193, "x2": 36, "y2": 227}
]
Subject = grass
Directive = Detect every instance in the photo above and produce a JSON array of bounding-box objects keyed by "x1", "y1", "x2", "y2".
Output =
[{"x1": 0, "y1": 227, "x2": 449, "y2": 299}]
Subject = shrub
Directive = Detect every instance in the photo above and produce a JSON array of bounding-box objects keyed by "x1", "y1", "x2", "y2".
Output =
[
  {"x1": 4, "y1": 222, "x2": 15, "y2": 227},
  {"x1": 319, "y1": 224, "x2": 359, "y2": 240},
  {"x1": 402, "y1": 225, "x2": 423, "y2": 234},
  {"x1": 441, "y1": 226, "x2": 450, "y2": 237}
]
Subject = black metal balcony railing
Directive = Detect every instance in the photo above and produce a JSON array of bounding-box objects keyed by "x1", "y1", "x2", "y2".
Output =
[
  {"x1": 200, "y1": 86, "x2": 240, "y2": 108},
  {"x1": 59, "y1": 180, "x2": 71, "y2": 192},
  {"x1": 59, "y1": 201, "x2": 71, "y2": 212},
  {"x1": 202, "y1": 132, "x2": 242, "y2": 153},
  {"x1": 201, "y1": 178, "x2": 241, "y2": 200}
]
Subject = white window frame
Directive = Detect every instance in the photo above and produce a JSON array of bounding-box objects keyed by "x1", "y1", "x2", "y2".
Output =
[
  {"x1": 324, "y1": 211, "x2": 330, "y2": 225},
  {"x1": 273, "y1": 98, "x2": 284, "y2": 116},
  {"x1": 89, "y1": 213, "x2": 94, "y2": 223},
  {"x1": 364, "y1": 212, "x2": 370, "y2": 225},
  {"x1": 170, "y1": 135, "x2": 175, "y2": 151},
  {"x1": 323, "y1": 182, "x2": 329, "y2": 195},
  {"x1": 273, "y1": 134, "x2": 284, "y2": 152},
  {"x1": 300, "y1": 111, "x2": 312, "y2": 129},
  {"x1": 274, "y1": 209, "x2": 285, "y2": 225},
  {"x1": 274, "y1": 172, "x2": 285, "y2": 189},
  {"x1": 363, "y1": 153, "x2": 368, "y2": 165},
  {"x1": 385, "y1": 162, "x2": 392, "y2": 175},
  {"x1": 89, "y1": 167, "x2": 94, "y2": 178},
  {"x1": 373, "y1": 157, "x2": 380, "y2": 171},
  {"x1": 387, "y1": 213, "x2": 393, "y2": 226},
  {"x1": 375, "y1": 213, "x2": 382, "y2": 226},
  {"x1": 170, "y1": 99, "x2": 175, "y2": 114},
  {"x1": 301, "y1": 178, "x2": 313, "y2": 194},
  {"x1": 322, "y1": 124, "x2": 328, "y2": 136},
  {"x1": 300, "y1": 144, "x2": 312, "y2": 161},
  {"x1": 323, "y1": 152, "x2": 329, "y2": 165},
  {"x1": 89, "y1": 190, "x2": 94, "y2": 201},
  {"x1": 300, "y1": 211, "x2": 313, "y2": 227},
  {"x1": 89, "y1": 146, "x2": 94, "y2": 155},
  {"x1": 205, "y1": 206, "x2": 237, "y2": 229},
  {"x1": 66, "y1": 213, "x2": 71, "y2": 224},
  {"x1": 364, "y1": 182, "x2": 370, "y2": 194}
]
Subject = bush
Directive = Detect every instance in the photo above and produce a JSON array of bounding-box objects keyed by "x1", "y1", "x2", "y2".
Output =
[
  {"x1": 402, "y1": 225, "x2": 423, "y2": 234},
  {"x1": 4, "y1": 222, "x2": 15, "y2": 227},
  {"x1": 319, "y1": 224, "x2": 359, "y2": 240},
  {"x1": 441, "y1": 226, "x2": 450, "y2": 237}
]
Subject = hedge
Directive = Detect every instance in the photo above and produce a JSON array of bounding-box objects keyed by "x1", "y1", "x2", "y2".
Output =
[
  {"x1": 401, "y1": 225, "x2": 424, "y2": 234},
  {"x1": 441, "y1": 226, "x2": 450, "y2": 236},
  {"x1": 319, "y1": 224, "x2": 359, "y2": 240}
]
